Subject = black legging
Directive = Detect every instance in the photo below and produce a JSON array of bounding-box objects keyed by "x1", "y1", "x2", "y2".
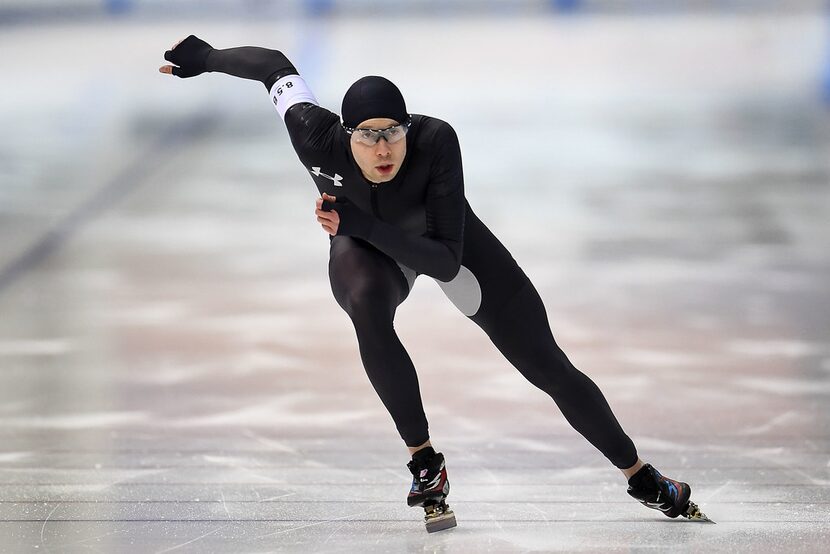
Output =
[{"x1": 329, "y1": 208, "x2": 638, "y2": 470}]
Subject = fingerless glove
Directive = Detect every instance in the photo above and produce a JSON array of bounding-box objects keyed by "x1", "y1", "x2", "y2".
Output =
[{"x1": 164, "y1": 35, "x2": 213, "y2": 78}]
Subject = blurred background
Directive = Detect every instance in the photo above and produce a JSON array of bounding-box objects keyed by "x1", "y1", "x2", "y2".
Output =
[{"x1": 1, "y1": 0, "x2": 829, "y2": 551}]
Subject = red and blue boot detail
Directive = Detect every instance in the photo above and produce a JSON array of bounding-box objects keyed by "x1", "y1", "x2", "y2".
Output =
[
  {"x1": 627, "y1": 463, "x2": 713, "y2": 522},
  {"x1": 406, "y1": 447, "x2": 456, "y2": 532}
]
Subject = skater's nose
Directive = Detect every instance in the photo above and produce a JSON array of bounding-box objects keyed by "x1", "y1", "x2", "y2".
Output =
[{"x1": 374, "y1": 138, "x2": 391, "y2": 157}]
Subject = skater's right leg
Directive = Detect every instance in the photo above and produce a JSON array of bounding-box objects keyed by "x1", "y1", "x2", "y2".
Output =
[
  {"x1": 329, "y1": 237, "x2": 455, "y2": 530},
  {"x1": 328, "y1": 236, "x2": 429, "y2": 447}
]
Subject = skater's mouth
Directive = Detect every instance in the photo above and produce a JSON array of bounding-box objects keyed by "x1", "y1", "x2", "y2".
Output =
[{"x1": 376, "y1": 164, "x2": 394, "y2": 175}]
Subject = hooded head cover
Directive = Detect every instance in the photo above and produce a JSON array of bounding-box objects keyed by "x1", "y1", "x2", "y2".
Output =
[{"x1": 341, "y1": 76, "x2": 409, "y2": 129}]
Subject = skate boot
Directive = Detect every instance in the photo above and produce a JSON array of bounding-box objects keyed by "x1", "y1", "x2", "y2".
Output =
[
  {"x1": 406, "y1": 447, "x2": 456, "y2": 533},
  {"x1": 627, "y1": 463, "x2": 714, "y2": 523}
]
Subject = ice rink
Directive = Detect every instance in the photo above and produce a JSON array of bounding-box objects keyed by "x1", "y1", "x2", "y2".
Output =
[{"x1": 1, "y1": 6, "x2": 829, "y2": 553}]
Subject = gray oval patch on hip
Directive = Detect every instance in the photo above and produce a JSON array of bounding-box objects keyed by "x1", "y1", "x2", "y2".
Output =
[
  {"x1": 395, "y1": 262, "x2": 418, "y2": 291},
  {"x1": 435, "y1": 265, "x2": 482, "y2": 317}
]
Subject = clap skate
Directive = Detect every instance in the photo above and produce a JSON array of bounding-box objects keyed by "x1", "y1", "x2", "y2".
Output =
[
  {"x1": 406, "y1": 447, "x2": 457, "y2": 533},
  {"x1": 627, "y1": 463, "x2": 715, "y2": 523}
]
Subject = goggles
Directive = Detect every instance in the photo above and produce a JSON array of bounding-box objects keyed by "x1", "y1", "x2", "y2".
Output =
[{"x1": 345, "y1": 120, "x2": 410, "y2": 146}]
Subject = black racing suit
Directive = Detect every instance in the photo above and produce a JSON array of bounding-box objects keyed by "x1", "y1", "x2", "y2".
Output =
[{"x1": 177, "y1": 39, "x2": 638, "y2": 469}]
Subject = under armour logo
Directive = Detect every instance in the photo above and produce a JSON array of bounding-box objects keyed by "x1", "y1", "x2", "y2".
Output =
[{"x1": 310, "y1": 167, "x2": 343, "y2": 187}]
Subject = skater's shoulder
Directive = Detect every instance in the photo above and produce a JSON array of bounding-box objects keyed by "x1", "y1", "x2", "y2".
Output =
[
  {"x1": 409, "y1": 115, "x2": 461, "y2": 163},
  {"x1": 411, "y1": 115, "x2": 458, "y2": 140},
  {"x1": 284, "y1": 103, "x2": 342, "y2": 152},
  {"x1": 286, "y1": 102, "x2": 341, "y2": 132}
]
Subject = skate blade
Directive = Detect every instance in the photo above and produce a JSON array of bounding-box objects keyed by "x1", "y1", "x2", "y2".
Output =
[
  {"x1": 683, "y1": 501, "x2": 715, "y2": 524},
  {"x1": 425, "y1": 510, "x2": 457, "y2": 533}
]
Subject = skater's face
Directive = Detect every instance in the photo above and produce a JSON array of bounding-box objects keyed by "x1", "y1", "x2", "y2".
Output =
[{"x1": 349, "y1": 118, "x2": 407, "y2": 183}]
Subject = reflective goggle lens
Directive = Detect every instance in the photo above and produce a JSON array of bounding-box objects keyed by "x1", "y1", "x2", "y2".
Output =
[{"x1": 348, "y1": 122, "x2": 409, "y2": 145}]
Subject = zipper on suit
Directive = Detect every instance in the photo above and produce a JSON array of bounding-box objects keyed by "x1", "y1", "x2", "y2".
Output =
[{"x1": 370, "y1": 183, "x2": 381, "y2": 220}]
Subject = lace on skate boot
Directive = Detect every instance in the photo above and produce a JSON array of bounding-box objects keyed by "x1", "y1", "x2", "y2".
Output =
[
  {"x1": 406, "y1": 447, "x2": 456, "y2": 533},
  {"x1": 627, "y1": 464, "x2": 692, "y2": 518}
]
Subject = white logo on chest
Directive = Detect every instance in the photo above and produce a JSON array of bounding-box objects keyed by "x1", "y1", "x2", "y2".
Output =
[{"x1": 310, "y1": 167, "x2": 343, "y2": 187}]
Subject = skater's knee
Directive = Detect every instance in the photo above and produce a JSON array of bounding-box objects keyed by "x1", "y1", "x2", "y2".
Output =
[
  {"x1": 521, "y1": 352, "x2": 585, "y2": 398},
  {"x1": 329, "y1": 249, "x2": 399, "y2": 320},
  {"x1": 336, "y1": 281, "x2": 390, "y2": 320}
]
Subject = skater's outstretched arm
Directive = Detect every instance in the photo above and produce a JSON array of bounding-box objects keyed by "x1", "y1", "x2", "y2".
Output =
[
  {"x1": 159, "y1": 35, "x2": 338, "y2": 147},
  {"x1": 159, "y1": 35, "x2": 296, "y2": 90}
]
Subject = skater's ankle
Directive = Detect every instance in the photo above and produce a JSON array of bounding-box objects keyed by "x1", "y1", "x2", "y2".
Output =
[
  {"x1": 408, "y1": 440, "x2": 433, "y2": 457},
  {"x1": 621, "y1": 458, "x2": 645, "y2": 481},
  {"x1": 411, "y1": 446, "x2": 436, "y2": 462},
  {"x1": 626, "y1": 464, "x2": 656, "y2": 490}
]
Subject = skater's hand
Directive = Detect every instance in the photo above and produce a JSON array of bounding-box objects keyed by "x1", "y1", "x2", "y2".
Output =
[
  {"x1": 159, "y1": 35, "x2": 214, "y2": 78},
  {"x1": 315, "y1": 193, "x2": 340, "y2": 236},
  {"x1": 317, "y1": 193, "x2": 374, "y2": 238}
]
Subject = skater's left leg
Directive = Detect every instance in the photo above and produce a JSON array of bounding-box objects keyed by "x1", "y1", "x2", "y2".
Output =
[
  {"x1": 435, "y1": 211, "x2": 638, "y2": 469},
  {"x1": 441, "y1": 211, "x2": 710, "y2": 520},
  {"x1": 477, "y1": 284, "x2": 709, "y2": 520},
  {"x1": 473, "y1": 280, "x2": 640, "y2": 470}
]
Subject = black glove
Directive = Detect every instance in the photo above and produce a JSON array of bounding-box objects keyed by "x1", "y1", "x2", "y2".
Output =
[
  {"x1": 321, "y1": 198, "x2": 374, "y2": 238},
  {"x1": 164, "y1": 35, "x2": 214, "y2": 78}
]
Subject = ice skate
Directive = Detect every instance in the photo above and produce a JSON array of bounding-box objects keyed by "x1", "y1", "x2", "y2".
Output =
[
  {"x1": 627, "y1": 464, "x2": 714, "y2": 523},
  {"x1": 406, "y1": 447, "x2": 457, "y2": 532}
]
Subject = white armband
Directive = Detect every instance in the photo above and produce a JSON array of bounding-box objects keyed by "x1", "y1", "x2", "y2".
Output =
[{"x1": 269, "y1": 75, "x2": 318, "y2": 119}]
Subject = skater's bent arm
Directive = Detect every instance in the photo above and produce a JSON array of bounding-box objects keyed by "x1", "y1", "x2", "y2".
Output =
[
  {"x1": 366, "y1": 124, "x2": 465, "y2": 281},
  {"x1": 366, "y1": 190, "x2": 464, "y2": 282},
  {"x1": 322, "y1": 124, "x2": 465, "y2": 282},
  {"x1": 321, "y1": 193, "x2": 464, "y2": 282}
]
